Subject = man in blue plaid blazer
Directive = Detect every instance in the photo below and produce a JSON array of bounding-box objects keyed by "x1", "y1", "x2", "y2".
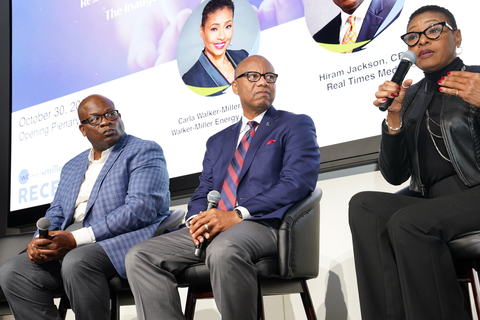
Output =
[{"x1": 0, "y1": 95, "x2": 170, "y2": 320}]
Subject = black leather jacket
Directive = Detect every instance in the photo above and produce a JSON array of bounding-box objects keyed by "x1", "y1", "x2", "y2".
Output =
[{"x1": 379, "y1": 65, "x2": 480, "y2": 196}]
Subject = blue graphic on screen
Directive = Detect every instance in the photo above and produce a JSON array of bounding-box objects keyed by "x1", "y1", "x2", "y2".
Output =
[{"x1": 19, "y1": 169, "x2": 29, "y2": 185}]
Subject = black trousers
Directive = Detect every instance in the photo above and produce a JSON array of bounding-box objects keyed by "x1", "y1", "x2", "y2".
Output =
[{"x1": 349, "y1": 176, "x2": 480, "y2": 320}]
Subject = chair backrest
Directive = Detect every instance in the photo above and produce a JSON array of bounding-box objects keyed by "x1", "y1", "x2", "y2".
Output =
[
  {"x1": 278, "y1": 186, "x2": 322, "y2": 279},
  {"x1": 154, "y1": 208, "x2": 185, "y2": 236},
  {"x1": 0, "y1": 232, "x2": 34, "y2": 267}
]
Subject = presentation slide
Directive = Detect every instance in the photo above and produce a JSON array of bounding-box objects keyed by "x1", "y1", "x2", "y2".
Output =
[{"x1": 11, "y1": 0, "x2": 479, "y2": 211}]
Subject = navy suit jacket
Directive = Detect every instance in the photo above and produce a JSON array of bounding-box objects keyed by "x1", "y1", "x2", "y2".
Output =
[
  {"x1": 313, "y1": 0, "x2": 399, "y2": 49},
  {"x1": 187, "y1": 106, "x2": 321, "y2": 221},
  {"x1": 42, "y1": 134, "x2": 170, "y2": 277}
]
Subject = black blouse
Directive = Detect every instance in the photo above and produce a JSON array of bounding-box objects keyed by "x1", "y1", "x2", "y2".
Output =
[{"x1": 418, "y1": 57, "x2": 463, "y2": 189}]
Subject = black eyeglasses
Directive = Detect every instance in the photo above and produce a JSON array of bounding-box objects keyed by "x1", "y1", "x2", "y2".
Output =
[
  {"x1": 235, "y1": 72, "x2": 278, "y2": 83},
  {"x1": 81, "y1": 110, "x2": 119, "y2": 126},
  {"x1": 401, "y1": 21, "x2": 455, "y2": 47}
]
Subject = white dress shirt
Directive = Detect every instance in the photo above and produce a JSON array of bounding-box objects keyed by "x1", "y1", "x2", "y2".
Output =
[{"x1": 70, "y1": 147, "x2": 113, "y2": 246}]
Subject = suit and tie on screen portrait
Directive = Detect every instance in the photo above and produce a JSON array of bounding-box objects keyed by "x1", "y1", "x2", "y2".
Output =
[
  {"x1": 0, "y1": 94, "x2": 170, "y2": 320},
  {"x1": 312, "y1": 0, "x2": 402, "y2": 52},
  {"x1": 126, "y1": 55, "x2": 321, "y2": 320}
]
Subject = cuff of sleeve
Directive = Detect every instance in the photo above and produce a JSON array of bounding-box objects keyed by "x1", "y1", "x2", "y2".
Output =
[
  {"x1": 185, "y1": 215, "x2": 197, "y2": 228},
  {"x1": 71, "y1": 227, "x2": 96, "y2": 247},
  {"x1": 235, "y1": 206, "x2": 250, "y2": 219}
]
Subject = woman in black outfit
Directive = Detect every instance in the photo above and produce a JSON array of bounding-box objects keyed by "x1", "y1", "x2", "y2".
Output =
[{"x1": 349, "y1": 5, "x2": 480, "y2": 320}]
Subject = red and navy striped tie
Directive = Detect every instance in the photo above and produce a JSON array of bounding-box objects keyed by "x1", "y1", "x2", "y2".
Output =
[{"x1": 218, "y1": 121, "x2": 259, "y2": 211}]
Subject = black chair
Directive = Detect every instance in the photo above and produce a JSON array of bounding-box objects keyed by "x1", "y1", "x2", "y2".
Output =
[
  {"x1": 0, "y1": 208, "x2": 185, "y2": 320},
  {"x1": 396, "y1": 186, "x2": 480, "y2": 319},
  {"x1": 0, "y1": 231, "x2": 36, "y2": 315},
  {"x1": 175, "y1": 187, "x2": 323, "y2": 320},
  {"x1": 448, "y1": 232, "x2": 480, "y2": 319}
]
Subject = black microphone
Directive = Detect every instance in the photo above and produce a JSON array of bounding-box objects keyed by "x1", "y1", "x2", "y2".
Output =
[
  {"x1": 195, "y1": 190, "x2": 221, "y2": 257},
  {"x1": 378, "y1": 51, "x2": 417, "y2": 112},
  {"x1": 36, "y1": 217, "x2": 51, "y2": 239}
]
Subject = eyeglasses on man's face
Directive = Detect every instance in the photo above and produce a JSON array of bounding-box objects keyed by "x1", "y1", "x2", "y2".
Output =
[
  {"x1": 401, "y1": 21, "x2": 455, "y2": 47},
  {"x1": 81, "y1": 110, "x2": 119, "y2": 126},
  {"x1": 235, "y1": 72, "x2": 278, "y2": 83}
]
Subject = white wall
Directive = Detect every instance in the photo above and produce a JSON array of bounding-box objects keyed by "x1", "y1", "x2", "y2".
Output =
[{"x1": 1, "y1": 166, "x2": 411, "y2": 320}]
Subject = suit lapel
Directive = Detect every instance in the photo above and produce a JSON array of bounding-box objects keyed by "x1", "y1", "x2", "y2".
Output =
[
  {"x1": 199, "y1": 51, "x2": 230, "y2": 87},
  {"x1": 358, "y1": 0, "x2": 384, "y2": 41},
  {"x1": 84, "y1": 134, "x2": 129, "y2": 218},
  {"x1": 238, "y1": 106, "x2": 278, "y2": 182}
]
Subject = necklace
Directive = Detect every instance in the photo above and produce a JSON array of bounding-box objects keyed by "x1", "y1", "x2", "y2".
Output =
[{"x1": 426, "y1": 109, "x2": 451, "y2": 162}]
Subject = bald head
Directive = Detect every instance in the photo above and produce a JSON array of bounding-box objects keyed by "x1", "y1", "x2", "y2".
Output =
[
  {"x1": 232, "y1": 55, "x2": 276, "y2": 119},
  {"x1": 78, "y1": 94, "x2": 114, "y2": 120},
  {"x1": 234, "y1": 55, "x2": 275, "y2": 79},
  {"x1": 78, "y1": 94, "x2": 125, "y2": 160}
]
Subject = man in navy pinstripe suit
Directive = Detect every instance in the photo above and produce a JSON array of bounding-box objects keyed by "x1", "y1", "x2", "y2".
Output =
[
  {"x1": 0, "y1": 95, "x2": 170, "y2": 320},
  {"x1": 127, "y1": 55, "x2": 320, "y2": 320}
]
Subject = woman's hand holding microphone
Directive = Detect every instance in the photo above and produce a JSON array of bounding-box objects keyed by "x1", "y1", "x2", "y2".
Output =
[{"x1": 374, "y1": 79, "x2": 413, "y2": 134}]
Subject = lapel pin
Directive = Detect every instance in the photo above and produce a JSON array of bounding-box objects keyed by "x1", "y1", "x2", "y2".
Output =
[{"x1": 266, "y1": 122, "x2": 270, "y2": 126}]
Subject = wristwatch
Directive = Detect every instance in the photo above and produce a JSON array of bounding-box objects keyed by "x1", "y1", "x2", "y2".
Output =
[{"x1": 234, "y1": 208, "x2": 243, "y2": 219}]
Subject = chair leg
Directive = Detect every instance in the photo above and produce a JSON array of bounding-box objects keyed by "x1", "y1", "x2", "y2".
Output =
[
  {"x1": 58, "y1": 296, "x2": 69, "y2": 320},
  {"x1": 110, "y1": 292, "x2": 119, "y2": 320},
  {"x1": 300, "y1": 279, "x2": 317, "y2": 320},
  {"x1": 257, "y1": 281, "x2": 265, "y2": 320},
  {"x1": 469, "y1": 267, "x2": 480, "y2": 319},
  {"x1": 184, "y1": 287, "x2": 197, "y2": 320},
  {"x1": 459, "y1": 281, "x2": 473, "y2": 320}
]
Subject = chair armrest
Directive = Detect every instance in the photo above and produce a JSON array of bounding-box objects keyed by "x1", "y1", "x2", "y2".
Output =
[
  {"x1": 153, "y1": 209, "x2": 185, "y2": 237},
  {"x1": 278, "y1": 187, "x2": 322, "y2": 279}
]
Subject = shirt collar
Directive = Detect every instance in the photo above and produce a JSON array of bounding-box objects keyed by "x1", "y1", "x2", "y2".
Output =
[
  {"x1": 240, "y1": 110, "x2": 267, "y2": 133},
  {"x1": 88, "y1": 145, "x2": 114, "y2": 164}
]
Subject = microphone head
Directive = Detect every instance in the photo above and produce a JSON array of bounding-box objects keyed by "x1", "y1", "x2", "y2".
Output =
[
  {"x1": 401, "y1": 50, "x2": 417, "y2": 64},
  {"x1": 36, "y1": 217, "x2": 51, "y2": 231},
  {"x1": 207, "y1": 190, "x2": 221, "y2": 205}
]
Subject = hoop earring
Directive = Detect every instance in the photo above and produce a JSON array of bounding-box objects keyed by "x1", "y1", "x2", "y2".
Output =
[{"x1": 456, "y1": 46, "x2": 463, "y2": 55}]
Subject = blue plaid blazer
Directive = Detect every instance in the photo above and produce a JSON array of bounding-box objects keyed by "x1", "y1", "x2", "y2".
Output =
[{"x1": 43, "y1": 133, "x2": 170, "y2": 278}]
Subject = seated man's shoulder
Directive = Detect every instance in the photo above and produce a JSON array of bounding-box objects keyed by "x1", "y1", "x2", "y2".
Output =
[
  {"x1": 277, "y1": 110, "x2": 314, "y2": 125},
  {"x1": 125, "y1": 135, "x2": 162, "y2": 151},
  {"x1": 64, "y1": 148, "x2": 90, "y2": 168},
  {"x1": 207, "y1": 122, "x2": 239, "y2": 142}
]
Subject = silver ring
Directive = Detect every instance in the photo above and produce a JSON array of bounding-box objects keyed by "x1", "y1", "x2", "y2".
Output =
[
  {"x1": 402, "y1": 84, "x2": 409, "y2": 89},
  {"x1": 204, "y1": 224, "x2": 209, "y2": 232},
  {"x1": 455, "y1": 90, "x2": 459, "y2": 97}
]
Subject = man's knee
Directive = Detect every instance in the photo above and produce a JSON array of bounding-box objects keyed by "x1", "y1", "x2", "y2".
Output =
[
  {"x1": 0, "y1": 256, "x2": 20, "y2": 290},
  {"x1": 61, "y1": 245, "x2": 110, "y2": 281},
  {"x1": 126, "y1": 241, "x2": 165, "y2": 275},
  {"x1": 125, "y1": 242, "x2": 143, "y2": 274},
  {"x1": 61, "y1": 248, "x2": 87, "y2": 280},
  {"x1": 206, "y1": 238, "x2": 245, "y2": 268}
]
